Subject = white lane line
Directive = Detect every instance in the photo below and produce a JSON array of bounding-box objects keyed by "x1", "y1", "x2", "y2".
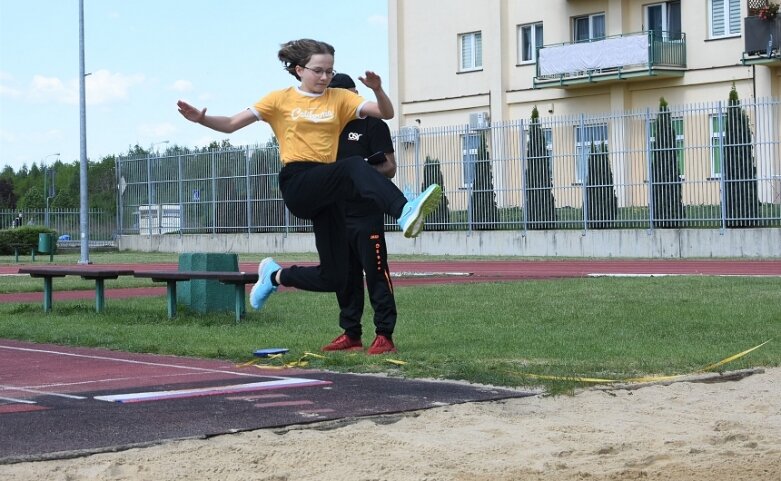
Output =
[
  {"x1": 94, "y1": 378, "x2": 331, "y2": 403},
  {"x1": 588, "y1": 273, "x2": 781, "y2": 278},
  {"x1": 19, "y1": 372, "x2": 214, "y2": 390},
  {"x1": 0, "y1": 396, "x2": 37, "y2": 404},
  {"x1": 0, "y1": 344, "x2": 284, "y2": 379},
  {"x1": 0, "y1": 385, "x2": 86, "y2": 400}
]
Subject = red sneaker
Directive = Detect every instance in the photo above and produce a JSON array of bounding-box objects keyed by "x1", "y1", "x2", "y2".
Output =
[
  {"x1": 367, "y1": 335, "x2": 397, "y2": 355},
  {"x1": 321, "y1": 334, "x2": 363, "y2": 352}
]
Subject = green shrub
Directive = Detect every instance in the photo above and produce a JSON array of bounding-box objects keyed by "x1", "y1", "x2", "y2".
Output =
[{"x1": 0, "y1": 226, "x2": 58, "y2": 255}]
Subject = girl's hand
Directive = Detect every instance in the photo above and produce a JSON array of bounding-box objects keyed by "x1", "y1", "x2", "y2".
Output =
[
  {"x1": 177, "y1": 100, "x2": 207, "y2": 123},
  {"x1": 358, "y1": 71, "x2": 382, "y2": 91}
]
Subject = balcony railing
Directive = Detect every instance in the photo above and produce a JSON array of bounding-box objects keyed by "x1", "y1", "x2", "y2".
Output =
[
  {"x1": 742, "y1": 16, "x2": 781, "y2": 64},
  {"x1": 534, "y1": 31, "x2": 687, "y2": 88}
]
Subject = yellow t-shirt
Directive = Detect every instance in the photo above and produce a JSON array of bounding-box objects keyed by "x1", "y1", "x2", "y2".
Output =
[{"x1": 252, "y1": 87, "x2": 367, "y2": 164}]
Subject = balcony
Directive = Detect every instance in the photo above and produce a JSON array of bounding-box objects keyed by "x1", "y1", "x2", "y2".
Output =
[
  {"x1": 534, "y1": 31, "x2": 687, "y2": 89},
  {"x1": 742, "y1": 16, "x2": 781, "y2": 65}
]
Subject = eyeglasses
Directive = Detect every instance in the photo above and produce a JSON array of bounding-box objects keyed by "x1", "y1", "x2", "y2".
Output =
[{"x1": 301, "y1": 66, "x2": 337, "y2": 78}]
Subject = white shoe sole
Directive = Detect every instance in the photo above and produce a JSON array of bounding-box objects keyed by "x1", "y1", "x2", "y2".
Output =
[{"x1": 402, "y1": 185, "x2": 442, "y2": 238}]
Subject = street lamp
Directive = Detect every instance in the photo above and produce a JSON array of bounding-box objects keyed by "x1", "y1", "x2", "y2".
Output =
[
  {"x1": 150, "y1": 140, "x2": 170, "y2": 153},
  {"x1": 42, "y1": 153, "x2": 60, "y2": 228}
]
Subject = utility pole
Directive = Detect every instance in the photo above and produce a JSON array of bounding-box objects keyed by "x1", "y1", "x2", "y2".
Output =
[
  {"x1": 78, "y1": 0, "x2": 91, "y2": 264},
  {"x1": 42, "y1": 153, "x2": 60, "y2": 228}
]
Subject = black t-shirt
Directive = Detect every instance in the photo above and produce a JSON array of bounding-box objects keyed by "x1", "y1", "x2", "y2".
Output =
[
  {"x1": 336, "y1": 117, "x2": 394, "y2": 160},
  {"x1": 337, "y1": 117, "x2": 395, "y2": 219}
]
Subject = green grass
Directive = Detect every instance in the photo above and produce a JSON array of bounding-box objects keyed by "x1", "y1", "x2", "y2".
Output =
[{"x1": 1, "y1": 274, "x2": 778, "y2": 394}]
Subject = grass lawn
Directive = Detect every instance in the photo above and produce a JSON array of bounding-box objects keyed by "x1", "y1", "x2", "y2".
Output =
[{"x1": 1, "y1": 272, "x2": 778, "y2": 394}]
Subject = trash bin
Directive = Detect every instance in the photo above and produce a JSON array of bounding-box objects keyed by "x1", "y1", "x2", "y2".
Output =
[
  {"x1": 38, "y1": 233, "x2": 55, "y2": 253},
  {"x1": 37, "y1": 233, "x2": 55, "y2": 261}
]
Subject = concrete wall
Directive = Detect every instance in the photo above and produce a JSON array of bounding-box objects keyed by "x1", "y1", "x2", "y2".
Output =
[{"x1": 119, "y1": 228, "x2": 781, "y2": 258}]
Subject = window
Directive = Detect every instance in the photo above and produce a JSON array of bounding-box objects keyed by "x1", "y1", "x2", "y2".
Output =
[
  {"x1": 518, "y1": 23, "x2": 543, "y2": 63},
  {"x1": 459, "y1": 31, "x2": 483, "y2": 71},
  {"x1": 650, "y1": 118, "x2": 685, "y2": 178},
  {"x1": 709, "y1": 0, "x2": 741, "y2": 38},
  {"x1": 575, "y1": 124, "x2": 608, "y2": 183},
  {"x1": 710, "y1": 114, "x2": 725, "y2": 178},
  {"x1": 646, "y1": 1, "x2": 682, "y2": 40},
  {"x1": 573, "y1": 13, "x2": 605, "y2": 42}
]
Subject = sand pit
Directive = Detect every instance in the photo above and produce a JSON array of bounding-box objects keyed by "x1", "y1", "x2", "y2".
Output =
[{"x1": 1, "y1": 367, "x2": 779, "y2": 481}]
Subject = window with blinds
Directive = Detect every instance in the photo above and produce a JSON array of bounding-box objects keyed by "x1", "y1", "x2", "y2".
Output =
[
  {"x1": 459, "y1": 31, "x2": 483, "y2": 71},
  {"x1": 710, "y1": 0, "x2": 741, "y2": 38}
]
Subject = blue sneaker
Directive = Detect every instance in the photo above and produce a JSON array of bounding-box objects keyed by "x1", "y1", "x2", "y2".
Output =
[
  {"x1": 398, "y1": 184, "x2": 442, "y2": 238},
  {"x1": 249, "y1": 257, "x2": 281, "y2": 310}
]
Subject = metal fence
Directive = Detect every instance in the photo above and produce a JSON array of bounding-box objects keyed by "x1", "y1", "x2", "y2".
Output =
[
  {"x1": 116, "y1": 97, "x2": 781, "y2": 235},
  {"x1": 1, "y1": 208, "x2": 116, "y2": 245}
]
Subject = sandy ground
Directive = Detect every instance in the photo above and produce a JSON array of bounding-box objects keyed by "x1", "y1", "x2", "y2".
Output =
[{"x1": 1, "y1": 367, "x2": 779, "y2": 481}]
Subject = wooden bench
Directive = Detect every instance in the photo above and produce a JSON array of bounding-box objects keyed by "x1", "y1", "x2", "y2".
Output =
[
  {"x1": 133, "y1": 270, "x2": 259, "y2": 322},
  {"x1": 9, "y1": 244, "x2": 36, "y2": 263},
  {"x1": 18, "y1": 267, "x2": 135, "y2": 313}
]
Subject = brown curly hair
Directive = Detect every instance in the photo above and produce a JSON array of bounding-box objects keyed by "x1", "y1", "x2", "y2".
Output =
[{"x1": 278, "y1": 39, "x2": 335, "y2": 80}]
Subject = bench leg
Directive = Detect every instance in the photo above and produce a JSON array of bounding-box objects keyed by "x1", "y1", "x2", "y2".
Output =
[
  {"x1": 95, "y1": 279, "x2": 105, "y2": 313},
  {"x1": 233, "y1": 284, "x2": 246, "y2": 323},
  {"x1": 43, "y1": 277, "x2": 53, "y2": 313},
  {"x1": 166, "y1": 281, "x2": 177, "y2": 319}
]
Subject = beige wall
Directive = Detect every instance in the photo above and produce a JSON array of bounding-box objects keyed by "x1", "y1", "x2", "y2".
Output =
[{"x1": 389, "y1": 0, "x2": 778, "y2": 130}]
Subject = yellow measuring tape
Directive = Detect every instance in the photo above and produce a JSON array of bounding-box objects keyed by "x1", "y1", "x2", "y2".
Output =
[
  {"x1": 237, "y1": 351, "x2": 408, "y2": 369},
  {"x1": 514, "y1": 340, "x2": 771, "y2": 384}
]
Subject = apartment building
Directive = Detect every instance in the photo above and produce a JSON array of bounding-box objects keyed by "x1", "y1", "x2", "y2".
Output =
[
  {"x1": 388, "y1": 0, "x2": 779, "y2": 128},
  {"x1": 387, "y1": 0, "x2": 781, "y2": 209}
]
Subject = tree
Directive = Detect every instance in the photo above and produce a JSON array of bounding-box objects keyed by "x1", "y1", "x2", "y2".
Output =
[
  {"x1": 0, "y1": 178, "x2": 17, "y2": 209},
  {"x1": 50, "y1": 189, "x2": 77, "y2": 209},
  {"x1": 18, "y1": 185, "x2": 45, "y2": 210},
  {"x1": 421, "y1": 156, "x2": 450, "y2": 230},
  {"x1": 723, "y1": 85, "x2": 760, "y2": 227},
  {"x1": 586, "y1": 144, "x2": 617, "y2": 229},
  {"x1": 470, "y1": 133, "x2": 499, "y2": 230},
  {"x1": 524, "y1": 107, "x2": 556, "y2": 229},
  {"x1": 88, "y1": 155, "x2": 119, "y2": 214},
  {"x1": 650, "y1": 97, "x2": 685, "y2": 228}
]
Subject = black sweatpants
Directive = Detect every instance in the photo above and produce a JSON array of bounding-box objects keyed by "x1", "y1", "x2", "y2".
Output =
[
  {"x1": 336, "y1": 210, "x2": 397, "y2": 339},
  {"x1": 277, "y1": 157, "x2": 407, "y2": 293}
]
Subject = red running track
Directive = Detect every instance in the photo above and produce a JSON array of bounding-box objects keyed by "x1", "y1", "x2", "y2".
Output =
[{"x1": 2, "y1": 259, "x2": 780, "y2": 303}]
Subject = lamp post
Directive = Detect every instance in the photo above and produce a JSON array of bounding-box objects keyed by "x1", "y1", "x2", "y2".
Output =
[
  {"x1": 78, "y1": 0, "x2": 90, "y2": 264},
  {"x1": 42, "y1": 153, "x2": 60, "y2": 228},
  {"x1": 150, "y1": 140, "x2": 170, "y2": 153}
]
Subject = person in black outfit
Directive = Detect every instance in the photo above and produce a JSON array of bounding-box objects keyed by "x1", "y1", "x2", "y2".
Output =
[{"x1": 325, "y1": 73, "x2": 398, "y2": 355}]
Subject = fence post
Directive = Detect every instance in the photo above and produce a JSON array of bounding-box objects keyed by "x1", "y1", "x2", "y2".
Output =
[
  {"x1": 245, "y1": 146, "x2": 252, "y2": 235},
  {"x1": 519, "y1": 119, "x2": 528, "y2": 235},
  {"x1": 579, "y1": 113, "x2": 589, "y2": 235},
  {"x1": 464, "y1": 124, "x2": 474, "y2": 235},
  {"x1": 717, "y1": 101, "x2": 727, "y2": 235},
  {"x1": 211, "y1": 150, "x2": 217, "y2": 234},
  {"x1": 178, "y1": 152, "x2": 184, "y2": 236},
  {"x1": 146, "y1": 153, "x2": 153, "y2": 237},
  {"x1": 645, "y1": 107, "x2": 655, "y2": 234},
  {"x1": 115, "y1": 157, "x2": 122, "y2": 237}
]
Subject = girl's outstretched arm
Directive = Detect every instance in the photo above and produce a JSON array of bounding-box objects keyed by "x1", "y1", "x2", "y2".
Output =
[{"x1": 177, "y1": 100, "x2": 257, "y2": 133}]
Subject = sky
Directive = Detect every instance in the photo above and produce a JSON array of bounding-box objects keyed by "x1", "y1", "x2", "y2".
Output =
[{"x1": 0, "y1": 0, "x2": 390, "y2": 172}]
